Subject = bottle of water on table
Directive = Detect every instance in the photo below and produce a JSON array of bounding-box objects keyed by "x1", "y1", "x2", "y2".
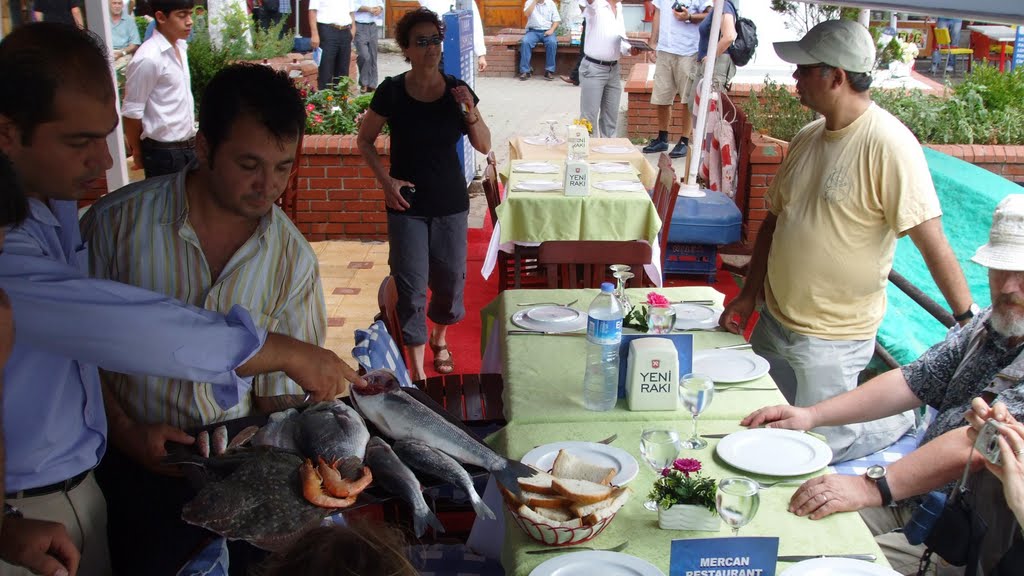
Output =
[{"x1": 583, "y1": 282, "x2": 624, "y2": 411}]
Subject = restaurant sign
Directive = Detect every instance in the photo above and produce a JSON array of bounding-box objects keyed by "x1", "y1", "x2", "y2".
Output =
[{"x1": 670, "y1": 537, "x2": 779, "y2": 576}]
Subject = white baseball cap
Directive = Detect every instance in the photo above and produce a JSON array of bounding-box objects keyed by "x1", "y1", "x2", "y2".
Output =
[
  {"x1": 774, "y1": 20, "x2": 876, "y2": 74},
  {"x1": 973, "y1": 195, "x2": 1024, "y2": 271}
]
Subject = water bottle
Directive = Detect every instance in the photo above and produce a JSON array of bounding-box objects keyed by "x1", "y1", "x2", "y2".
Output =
[{"x1": 583, "y1": 282, "x2": 624, "y2": 411}]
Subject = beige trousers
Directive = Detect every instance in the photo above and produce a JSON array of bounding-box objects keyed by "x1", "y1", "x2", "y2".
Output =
[
  {"x1": 1, "y1": 473, "x2": 111, "y2": 576},
  {"x1": 860, "y1": 505, "x2": 965, "y2": 576}
]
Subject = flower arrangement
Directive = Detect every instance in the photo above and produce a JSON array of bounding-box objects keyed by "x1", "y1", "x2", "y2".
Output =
[
  {"x1": 624, "y1": 292, "x2": 671, "y2": 333},
  {"x1": 648, "y1": 458, "x2": 718, "y2": 513},
  {"x1": 299, "y1": 78, "x2": 388, "y2": 136},
  {"x1": 573, "y1": 118, "x2": 593, "y2": 135},
  {"x1": 877, "y1": 36, "x2": 918, "y2": 67}
]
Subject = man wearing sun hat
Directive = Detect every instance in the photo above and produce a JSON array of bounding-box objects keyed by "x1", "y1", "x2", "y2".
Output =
[
  {"x1": 719, "y1": 19, "x2": 973, "y2": 463},
  {"x1": 743, "y1": 194, "x2": 1024, "y2": 574}
]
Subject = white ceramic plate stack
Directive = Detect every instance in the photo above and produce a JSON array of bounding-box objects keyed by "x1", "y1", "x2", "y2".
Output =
[
  {"x1": 529, "y1": 551, "x2": 665, "y2": 576},
  {"x1": 513, "y1": 180, "x2": 563, "y2": 192},
  {"x1": 592, "y1": 145, "x2": 635, "y2": 154},
  {"x1": 521, "y1": 441, "x2": 640, "y2": 486},
  {"x1": 523, "y1": 136, "x2": 566, "y2": 146},
  {"x1": 716, "y1": 429, "x2": 833, "y2": 476},
  {"x1": 512, "y1": 306, "x2": 588, "y2": 334},
  {"x1": 593, "y1": 180, "x2": 646, "y2": 192},
  {"x1": 672, "y1": 303, "x2": 722, "y2": 331},
  {"x1": 691, "y1": 349, "x2": 771, "y2": 383},
  {"x1": 515, "y1": 162, "x2": 561, "y2": 174},
  {"x1": 590, "y1": 162, "x2": 633, "y2": 174},
  {"x1": 780, "y1": 558, "x2": 899, "y2": 576}
]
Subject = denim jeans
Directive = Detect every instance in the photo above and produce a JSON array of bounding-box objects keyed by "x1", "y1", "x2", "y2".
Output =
[
  {"x1": 520, "y1": 28, "x2": 558, "y2": 73},
  {"x1": 140, "y1": 141, "x2": 195, "y2": 179},
  {"x1": 317, "y1": 23, "x2": 353, "y2": 90},
  {"x1": 932, "y1": 17, "x2": 963, "y2": 70}
]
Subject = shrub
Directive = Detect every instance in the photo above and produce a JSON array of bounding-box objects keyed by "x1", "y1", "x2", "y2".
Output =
[
  {"x1": 188, "y1": 10, "x2": 230, "y2": 112},
  {"x1": 743, "y1": 76, "x2": 816, "y2": 142},
  {"x1": 301, "y1": 78, "x2": 386, "y2": 136},
  {"x1": 135, "y1": 16, "x2": 149, "y2": 42}
]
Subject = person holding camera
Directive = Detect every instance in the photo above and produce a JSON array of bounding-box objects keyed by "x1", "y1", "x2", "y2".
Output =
[
  {"x1": 742, "y1": 194, "x2": 1024, "y2": 574},
  {"x1": 357, "y1": 8, "x2": 491, "y2": 382}
]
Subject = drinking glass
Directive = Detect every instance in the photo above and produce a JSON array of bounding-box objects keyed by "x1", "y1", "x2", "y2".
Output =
[
  {"x1": 542, "y1": 120, "x2": 560, "y2": 146},
  {"x1": 646, "y1": 306, "x2": 676, "y2": 334},
  {"x1": 716, "y1": 477, "x2": 760, "y2": 536},
  {"x1": 678, "y1": 373, "x2": 715, "y2": 449},
  {"x1": 640, "y1": 426, "x2": 681, "y2": 511}
]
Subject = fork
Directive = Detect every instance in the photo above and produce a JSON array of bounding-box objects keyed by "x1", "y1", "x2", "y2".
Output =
[
  {"x1": 526, "y1": 540, "x2": 630, "y2": 555},
  {"x1": 716, "y1": 386, "x2": 776, "y2": 392},
  {"x1": 755, "y1": 479, "x2": 805, "y2": 489},
  {"x1": 533, "y1": 433, "x2": 616, "y2": 449},
  {"x1": 517, "y1": 298, "x2": 579, "y2": 307}
]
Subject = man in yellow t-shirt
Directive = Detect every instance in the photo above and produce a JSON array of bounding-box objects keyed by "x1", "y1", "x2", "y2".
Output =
[{"x1": 719, "y1": 20, "x2": 974, "y2": 463}]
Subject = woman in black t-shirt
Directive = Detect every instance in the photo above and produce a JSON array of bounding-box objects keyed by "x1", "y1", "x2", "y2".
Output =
[{"x1": 357, "y1": 7, "x2": 491, "y2": 381}]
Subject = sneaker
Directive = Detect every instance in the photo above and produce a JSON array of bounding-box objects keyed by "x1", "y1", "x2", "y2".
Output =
[
  {"x1": 946, "y1": 65, "x2": 955, "y2": 73},
  {"x1": 544, "y1": 71, "x2": 555, "y2": 81},
  {"x1": 669, "y1": 140, "x2": 689, "y2": 158},
  {"x1": 642, "y1": 138, "x2": 669, "y2": 153},
  {"x1": 519, "y1": 72, "x2": 531, "y2": 81}
]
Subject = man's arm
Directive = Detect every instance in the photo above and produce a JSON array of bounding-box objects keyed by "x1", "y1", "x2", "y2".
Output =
[
  {"x1": 122, "y1": 55, "x2": 160, "y2": 170},
  {"x1": 71, "y1": 5, "x2": 83, "y2": 27},
  {"x1": 906, "y1": 216, "x2": 973, "y2": 326},
  {"x1": 649, "y1": 6, "x2": 659, "y2": 47},
  {"x1": 688, "y1": 5, "x2": 710, "y2": 23},
  {"x1": 123, "y1": 118, "x2": 144, "y2": 170},
  {"x1": 719, "y1": 212, "x2": 776, "y2": 334},
  {"x1": 523, "y1": 0, "x2": 537, "y2": 18},
  {"x1": 308, "y1": 8, "x2": 320, "y2": 49}
]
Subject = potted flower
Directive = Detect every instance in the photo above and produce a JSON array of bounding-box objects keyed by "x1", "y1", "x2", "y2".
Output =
[
  {"x1": 572, "y1": 117, "x2": 593, "y2": 135},
  {"x1": 624, "y1": 292, "x2": 676, "y2": 334},
  {"x1": 648, "y1": 458, "x2": 720, "y2": 531}
]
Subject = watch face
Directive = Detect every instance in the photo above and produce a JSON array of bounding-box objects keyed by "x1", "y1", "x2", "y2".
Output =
[{"x1": 866, "y1": 465, "x2": 885, "y2": 480}]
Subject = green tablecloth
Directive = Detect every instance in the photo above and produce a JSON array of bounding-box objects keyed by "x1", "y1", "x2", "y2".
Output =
[
  {"x1": 488, "y1": 288, "x2": 783, "y2": 424},
  {"x1": 497, "y1": 160, "x2": 662, "y2": 245},
  {"x1": 489, "y1": 420, "x2": 890, "y2": 576},
  {"x1": 508, "y1": 136, "x2": 659, "y2": 189}
]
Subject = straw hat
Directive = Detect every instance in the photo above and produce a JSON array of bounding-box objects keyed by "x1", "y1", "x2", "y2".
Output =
[{"x1": 972, "y1": 195, "x2": 1024, "y2": 271}]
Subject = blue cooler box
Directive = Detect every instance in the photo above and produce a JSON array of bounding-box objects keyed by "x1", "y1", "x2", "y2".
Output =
[{"x1": 664, "y1": 190, "x2": 742, "y2": 280}]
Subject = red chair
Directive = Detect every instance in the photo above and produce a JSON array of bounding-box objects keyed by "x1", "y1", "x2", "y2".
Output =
[{"x1": 538, "y1": 240, "x2": 652, "y2": 289}]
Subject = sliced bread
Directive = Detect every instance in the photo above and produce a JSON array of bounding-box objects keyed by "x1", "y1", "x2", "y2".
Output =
[
  {"x1": 582, "y1": 487, "x2": 632, "y2": 526},
  {"x1": 551, "y1": 450, "x2": 616, "y2": 485},
  {"x1": 521, "y1": 490, "x2": 570, "y2": 509},
  {"x1": 518, "y1": 469, "x2": 558, "y2": 495},
  {"x1": 550, "y1": 478, "x2": 614, "y2": 505},
  {"x1": 570, "y1": 487, "x2": 629, "y2": 518},
  {"x1": 517, "y1": 505, "x2": 584, "y2": 529},
  {"x1": 533, "y1": 507, "x2": 576, "y2": 523}
]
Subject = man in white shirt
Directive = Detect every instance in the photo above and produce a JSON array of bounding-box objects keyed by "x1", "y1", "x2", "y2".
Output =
[
  {"x1": 518, "y1": 0, "x2": 560, "y2": 81},
  {"x1": 122, "y1": 0, "x2": 196, "y2": 179},
  {"x1": 353, "y1": 0, "x2": 383, "y2": 93},
  {"x1": 579, "y1": 0, "x2": 636, "y2": 138},
  {"x1": 308, "y1": 0, "x2": 355, "y2": 90},
  {"x1": 641, "y1": 0, "x2": 709, "y2": 158},
  {"x1": 418, "y1": 0, "x2": 487, "y2": 72}
]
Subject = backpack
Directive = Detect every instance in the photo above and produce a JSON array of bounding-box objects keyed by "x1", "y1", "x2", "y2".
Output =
[{"x1": 725, "y1": 1, "x2": 758, "y2": 67}]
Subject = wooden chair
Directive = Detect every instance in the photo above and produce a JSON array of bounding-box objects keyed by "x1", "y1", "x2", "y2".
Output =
[
  {"x1": 275, "y1": 135, "x2": 303, "y2": 222},
  {"x1": 376, "y1": 275, "x2": 408, "y2": 361},
  {"x1": 650, "y1": 153, "x2": 680, "y2": 278},
  {"x1": 538, "y1": 240, "x2": 652, "y2": 289},
  {"x1": 932, "y1": 25, "x2": 973, "y2": 74},
  {"x1": 483, "y1": 152, "x2": 545, "y2": 291}
]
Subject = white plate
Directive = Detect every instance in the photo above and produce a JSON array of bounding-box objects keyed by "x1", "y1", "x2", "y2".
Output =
[
  {"x1": 673, "y1": 303, "x2": 717, "y2": 324},
  {"x1": 691, "y1": 349, "x2": 770, "y2": 383},
  {"x1": 590, "y1": 162, "x2": 633, "y2": 174},
  {"x1": 530, "y1": 551, "x2": 665, "y2": 576},
  {"x1": 521, "y1": 441, "x2": 639, "y2": 486},
  {"x1": 780, "y1": 558, "x2": 899, "y2": 576},
  {"x1": 592, "y1": 145, "x2": 635, "y2": 154},
  {"x1": 512, "y1": 310, "x2": 588, "y2": 334},
  {"x1": 525, "y1": 306, "x2": 581, "y2": 324},
  {"x1": 514, "y1": 180, "x2": 562, "y2": 192},
  {"x1": 523, "y1": 136, "x2": 566, "y2": 146},
  {"x1": 515, "y1": 162, "x2": 561, "y2": 174},
  {"x1": 716, "y1": 428, "x2": 833, "y2": 477},
  {"x1": 593, "y1": 180, "x2": 646, "y2": 192}
]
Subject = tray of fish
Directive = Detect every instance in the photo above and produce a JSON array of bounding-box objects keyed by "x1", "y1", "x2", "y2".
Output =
[{"x1": 166, "y1": 370, "x2": 536, "y2": 551}]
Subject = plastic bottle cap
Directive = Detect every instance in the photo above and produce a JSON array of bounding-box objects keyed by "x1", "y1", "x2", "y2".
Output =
[{"x1": 601, "y1": 282, "x2": 615, "y2": 292}]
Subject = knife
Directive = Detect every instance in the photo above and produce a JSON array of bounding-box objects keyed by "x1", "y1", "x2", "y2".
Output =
[
  {"x1": 672, "y1": 299, "x2": 716, "y2": 305},
  {"x1": 716, "y1": 342, "x2": 753, "y2": 350},
  {"x1": 777, "y1": 554, "x2": 877, "y2": 562},
  {"x1": 508, "y1": 330, "x2": 584, "y2": 336},
  {"x1": 700, "y1": 433, "x2": 732, "y2": 439}
]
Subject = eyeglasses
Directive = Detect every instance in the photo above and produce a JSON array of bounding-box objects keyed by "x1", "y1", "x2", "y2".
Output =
[{"x1": 414, "y1": 35, "x2": 443, "y2": 47}]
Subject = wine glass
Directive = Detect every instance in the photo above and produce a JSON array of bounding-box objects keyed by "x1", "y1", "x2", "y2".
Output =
[
  {"x1": 640, "y1": 427, "x2": 681, "y2": 511},
  {"x1": 716, "y1": 477, "x2": 760, "y2": 536},
  {"x1": 678, "y1": 373, "x2": 715, "y2": 450},
  {"x1": 542, "y1": 120, "x2": 560, "y2": 146},
  {"x1": 615, "y1": 272, "x2": 634, "y2": 315}
]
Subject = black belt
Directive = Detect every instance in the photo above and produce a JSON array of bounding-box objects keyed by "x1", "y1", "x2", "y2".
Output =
[
  {"x1": 6, "y1": 469, "x2": 90, "y2": 499},
  {"x1": 143, "y1": 137, "x2": 196, "y2": 150},
  {"x1": 324, "y1": 22, "x2": 351, "y2": 30},
  {"x1": 584, "y1": 55, "x2": 618, "y2": 67}
]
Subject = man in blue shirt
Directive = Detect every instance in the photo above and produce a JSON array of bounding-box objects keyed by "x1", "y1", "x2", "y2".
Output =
[
  {"x1": 0, "y1": 23, "x2": 361, "y2": 575},
  {"x1": 109, "y1": 0, "x2": 142, "y2": 59}
]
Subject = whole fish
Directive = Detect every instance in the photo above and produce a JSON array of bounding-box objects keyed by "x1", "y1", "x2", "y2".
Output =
[
  {"x1": 364, "y1": 437, "x2": 444, "y2": 538},
  {"x1": 350, "y1": 369, "x2": 535, "y2": 499},
  {"x1": 393, "y1": 439, "x2": 495, "y2": 520},
  {"x1": 296, "y1": 400, "x2": 370, "y2": 480},
  {"x1": 227, "y1": 425, "x2": 261, "y2": 450},
  {"x1": 251, "y1": 408, "x2": 301, "y2": 452},
  {"x1": 212, "y1": 425, "x2": 228, "y2": 456}
]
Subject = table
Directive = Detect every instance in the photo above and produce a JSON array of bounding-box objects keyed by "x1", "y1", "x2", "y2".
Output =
[
  {"x1": 968, "y1": 24, "x2": 1016, "y2": 72},
  {"x1": 481, "y1": 161, "x2": 665, "y2": 286},
  {"x1": 508, "y1": 136, "x2": 658, "y2": 190}
]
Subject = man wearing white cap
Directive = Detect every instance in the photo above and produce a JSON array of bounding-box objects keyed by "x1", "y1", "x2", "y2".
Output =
[
  {"x1": 719, "y1": 19, "x2": 973, "y2": 463},
  {"x1": 743, "y1": 195, "x2": 1024, "y2": 574}
]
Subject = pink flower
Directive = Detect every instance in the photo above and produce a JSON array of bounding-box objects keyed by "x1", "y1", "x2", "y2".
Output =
[
  {"x1": 673, "y1": 458, "x2": 701, "y2": 475},
  {"x1": 306, "y1": 103, "x2": 315, "y2": 112},
  {"x1": 661, "y1": 467, "x2": 672, "y2": 477},
  {"x1": 313, "y1": 115, "x2": 323, "y2": 124},
  {"x1": 646, "y1": 292, "x2": 670, "y2": 308}
]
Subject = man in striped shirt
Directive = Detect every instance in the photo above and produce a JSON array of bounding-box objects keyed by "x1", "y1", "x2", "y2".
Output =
[{"x1": 81, "y1": 64, "x2": 324, "y2": 573}]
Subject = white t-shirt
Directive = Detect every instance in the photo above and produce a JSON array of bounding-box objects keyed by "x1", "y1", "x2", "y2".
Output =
[
  {"x1": 122, "y1": 32, "x2": 195, "y2": 143},
  {"x1": 525, "y1": 0, "x2": 560, "y2": 31},
  {"x1": 583, "y1": 0, "x2": 629, "y2": 61},
  {"x1": 655, "y1": 0, "x2": 709, "y2": 56},
  {"x1": 309, "y1": 0, "x2": 355, "y2": 27}
]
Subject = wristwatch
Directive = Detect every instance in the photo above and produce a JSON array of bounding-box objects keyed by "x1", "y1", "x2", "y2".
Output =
[
  {"x1": 2, "y1": 503, "x2": 22, "y2": 519},
  {"x1": 954, "y1": 303, "x2": 980, "y2": 323},
  {"x1": 866, "y1": 465, "x2": 894, "y2": 507}
]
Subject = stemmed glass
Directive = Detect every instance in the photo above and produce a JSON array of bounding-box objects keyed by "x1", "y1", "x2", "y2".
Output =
[
  {"x1": 609, "y1": 265, "x2": 633, "y2": 315},
  {"x1": 716, "y1": 477, "x2": 760, "y2": 536},
  {"x1": 640, "y1": 426, "x2": 681, "y2": 511},
  {"x1": 678, "y1": 373, "x2": 715, "y2": 450},
  {"x1": 542, "y1": 120, "x2": 560, "y2": 146}
]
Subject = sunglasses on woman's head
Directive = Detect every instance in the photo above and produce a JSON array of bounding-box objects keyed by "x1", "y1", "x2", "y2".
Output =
[{"x1": 414, "y1": 35, "x2": 443, "y2": 47}]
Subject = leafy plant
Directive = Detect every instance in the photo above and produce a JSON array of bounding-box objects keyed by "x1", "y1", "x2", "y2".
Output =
[
  {"x1": 302, "y1": 78, "x2": 386, "y2": 136},
  {"x1": 953, "y1": 63, "x2": 1024, "y2": 113},
  {"x1": 743, "y1": 76, "x2": 817, "y2": 143},
  {"x1": 135, "y1": 16, "x2": 149, "y2": 42},
  {"x1": 188, "y1": 10, "x2": 231, "y2": 112},
  {"x1": 648, "y1": 458, "x2": 718, "y2": 513},
  {"x1": 214, "y1": 3, "x2": 293, "y2": 61},
  {"x1": 623, "y1": 292, "x2": 670, "y2": 333},
  {"x1": 769, "y1": 1, "x2": 859, "y2": 37}
]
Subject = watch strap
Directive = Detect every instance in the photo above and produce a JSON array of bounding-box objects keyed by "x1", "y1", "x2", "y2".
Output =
[
  {"x1": 954, "y1": 305, "x2": 976, "y2": 323},
  {"x1": 876, "y1": 474, "x2": 894, "y2": 507}
]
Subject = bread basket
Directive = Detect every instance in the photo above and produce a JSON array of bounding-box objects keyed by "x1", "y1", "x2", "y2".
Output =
[{"x1": 506, "y1": 501, "x2": 616, "y2": 546}]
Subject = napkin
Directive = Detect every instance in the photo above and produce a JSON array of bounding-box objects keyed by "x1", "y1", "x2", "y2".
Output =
[
  {"x1": 593, "y1": 180, "x2": 646, "y2": 192},
  {"x1": 512, "y1": 180, "x2": 562, "y2": 192},
  {"x1": 592, "y1": 145, "x2": 634, "y2": 154},
  {"x1": 590, "y1": 162, "x2": 633, "y2": 174},
  {"x1": 513, "y1": 162, "x2": 560, "y2": 174}
]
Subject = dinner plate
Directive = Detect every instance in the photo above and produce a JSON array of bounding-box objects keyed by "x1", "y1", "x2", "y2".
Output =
[
  {"x1": 514, "y1": 180, "x2": 562, "y2": 192},
  {"x1": 523, "y1": 136, "x2": 566, "y2": 146},
  {"x1": 593, "y1": 180, "x2": 646, "y2": 192},
  {"x1": 780, "y1": 558, "x2": 899, "y2": 576},
  {"x1": 691, "y1": 349, "x2": 770, "y2": 383},
  {"x1": 511, "y1": 310, "x2": 588, "y2": 334},
  {"x1": 515, "y1": 162, "x2": 561, "y2": 174},
  {"x1": 526, "y1": 306, "x2": 581, "y2": 324},
  {"x1": 716, "y1": 428, "x2": 833, "y2": 477},
  {"x1": 673, "y1": 303, "x2": 717, "y2": 324},
  {"x1": 590, "y1": 162, "x2": 633, "y2": 174},
  {"x1": 530, "y1": 551, "x2": 665, "y2": 576},
  {"x1": 521, "y1": 441, "x2": 639, "y2": 486},
  {"x1": 592, "y1": 145, "x2": 635, "y2": 154}
]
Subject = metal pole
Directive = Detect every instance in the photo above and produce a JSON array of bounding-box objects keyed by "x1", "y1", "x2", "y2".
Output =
[
  {"x1": 86, "y1": 0, "x2": 129, "y2": 192},
  {"x1": 686, "y1": 0, "x2": 723, "y2": 187},
  {"x1": 858, "y1": 8, "x2": 870, "y2": 27},
  {"x1": 888, "y1": 270, "x2": 956, "y2": 328}
]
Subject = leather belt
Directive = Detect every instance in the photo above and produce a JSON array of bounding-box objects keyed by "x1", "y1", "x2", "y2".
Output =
[
  {"x1": 584, "y1": 55, "x2": 618, "y2": 67},
  {"x1": 6, "y1": 469, "x2": 90, "y2": 500},
  {"x1": 325, "y1": 22, "x2": 352, "y2": 30},
  {"x1": 143, "y1": 137, "x2": 196, "y2": 150}
]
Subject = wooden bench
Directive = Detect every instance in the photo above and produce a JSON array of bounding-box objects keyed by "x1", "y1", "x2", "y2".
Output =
[{"x1": 481, "y1": 29, "x2": 653, "y2": 79}]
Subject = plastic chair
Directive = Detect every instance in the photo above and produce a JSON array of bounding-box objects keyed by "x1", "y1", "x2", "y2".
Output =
[
  {"x1": 933, "y1": 26, "x2": 973, "y2": 74},
  {"x1": 538, "y1": 240, "x2": 651, "y2": 288},
  {"x1": 641, "y1": 0, "x2": 655, "y2": 31}
]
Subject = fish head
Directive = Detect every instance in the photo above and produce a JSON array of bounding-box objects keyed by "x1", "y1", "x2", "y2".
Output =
[{"x1": 353, "y1": 369, "x2": 403, "y2": 397}]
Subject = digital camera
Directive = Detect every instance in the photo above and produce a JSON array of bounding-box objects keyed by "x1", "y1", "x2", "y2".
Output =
[
  {"x1": 399, "y1": 185, "x2": 416, "y2": 205},
  {"x1": 975, "y1": 418, "x2": 1004, "y2": 465}
]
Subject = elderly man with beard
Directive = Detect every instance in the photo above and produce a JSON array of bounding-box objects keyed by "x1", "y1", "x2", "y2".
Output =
[{"x1": 742, "y1": 194, "x2": 1024, "y2": 575}]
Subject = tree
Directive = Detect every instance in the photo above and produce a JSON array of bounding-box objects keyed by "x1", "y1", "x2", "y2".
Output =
[{"x1": 769, "y1": 1, "x2": 859, "y2": 37}]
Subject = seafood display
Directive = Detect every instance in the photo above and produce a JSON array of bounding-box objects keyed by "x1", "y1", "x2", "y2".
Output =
[
  {"x1": 365, "y1": 436, "x2": 444, "y2": 537},
  {"x1": 393, "y1": 439, "x2": 496, "y2": 521},
  {"x1": 295, "y1": 401, "x2": 373, "y2": 507}
]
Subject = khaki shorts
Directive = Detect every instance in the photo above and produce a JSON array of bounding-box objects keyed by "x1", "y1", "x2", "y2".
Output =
[
  {"x1": 651, "y1": 51, "x2": 699, "y2": 106},
  {"x1": 689, "y1": 53, "x2": 737, "y2": 107}
]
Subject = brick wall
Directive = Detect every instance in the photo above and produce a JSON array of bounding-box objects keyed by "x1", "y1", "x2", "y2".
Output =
[
  {"x1": 482, "y1": 31, "x2": 653, "y2": 79},
  {"x1": 293, "y1": 134, "x2": 391, "y2": 241}
]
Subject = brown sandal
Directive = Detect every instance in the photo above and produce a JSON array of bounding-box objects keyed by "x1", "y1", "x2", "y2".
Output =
[{"x1": 429, "y1": 342, "x2": 455, "y2": 374}]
